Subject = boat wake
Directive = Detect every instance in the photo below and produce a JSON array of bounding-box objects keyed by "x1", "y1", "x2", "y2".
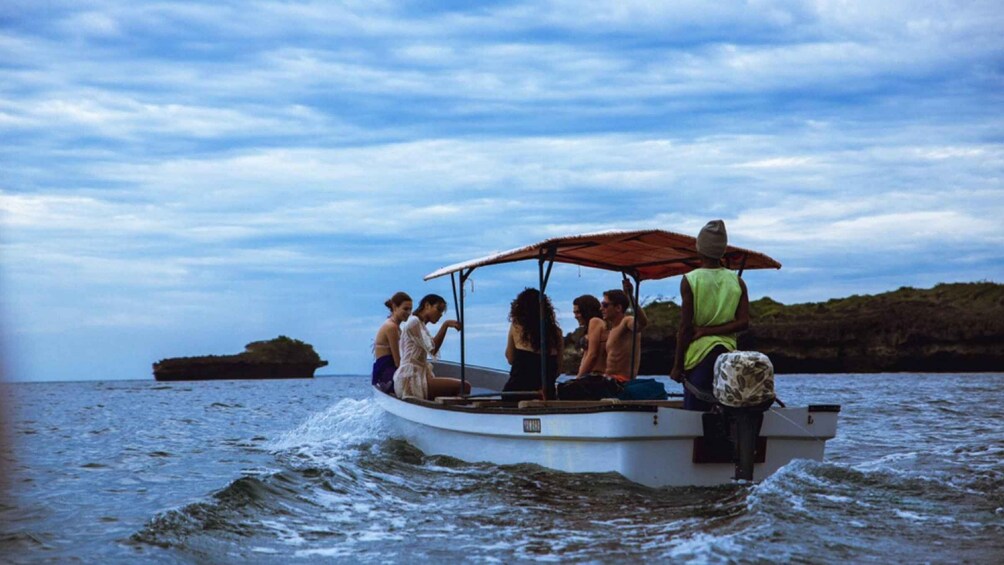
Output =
[
  {"x1": 745, "y1": 455, "x2": 1003, "y2": 562},
  {"x1": 132, "y1": 398, "x2": 1003, "y2": 562}
]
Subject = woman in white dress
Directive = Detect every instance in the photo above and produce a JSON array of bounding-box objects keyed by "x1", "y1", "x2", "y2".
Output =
[{"x1": 393, "y1": 294, "x2": 471, "y2": 399}]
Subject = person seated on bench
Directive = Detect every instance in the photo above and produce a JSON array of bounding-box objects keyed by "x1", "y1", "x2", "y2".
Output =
[
  {"x1": 372, "y1": 291, "x2": 412, "y2": 394},
  {"x1": 393, "y1": 294, "x2": 471, "y2": 400},
  {"x1": 600, "y1": 278, "x2": 648, "y2": 383},
  {"x1": 503, "y1": 288, "x2": 563, "y2": 400},
  {"x1": 573, "y1": 294, "x2": 606, "y2": 378}
]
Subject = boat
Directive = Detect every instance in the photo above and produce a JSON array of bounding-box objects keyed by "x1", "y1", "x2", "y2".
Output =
[{"x1": 374, "y1": 229, "x2": 840, "y2": 487}]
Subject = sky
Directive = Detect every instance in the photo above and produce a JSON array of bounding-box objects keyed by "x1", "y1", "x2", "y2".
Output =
[{"x1": 1, "y1": 1, "x2": 1002, "y2": 381}]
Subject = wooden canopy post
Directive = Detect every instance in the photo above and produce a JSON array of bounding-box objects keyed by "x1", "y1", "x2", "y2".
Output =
[
  {"x1": 626, "y1": 272, "x2": 642, "y2": 380},
  {"x1": 538, "y1": 247, "x2": 557, "y2": 399},
  {"x1": 451, "y1": 268, "x2": 474, "y2": 394}
]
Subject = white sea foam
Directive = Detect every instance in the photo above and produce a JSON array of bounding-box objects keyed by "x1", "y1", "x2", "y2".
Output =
[
  {"x1": 267, "y1": 397, "x2": 388, "y2": 453},
  {"x1": 659, "y1": 528, "x2": 771, "y2": 562},
  {"x1": 853, "y1": 451, "x2": 919, "y2": 471},
  {"x1": 893, "y1": 509, "x2": 930, "y2": 522},
  {"x1": 295, "y1": 546, "x2": 355, "y2": 558},
  {"x1": 259, "y1": 519, "x2": 307, "y2": 546},
  {"x1": 748, "y1": 460, "x2": 821, "y2": 508}
]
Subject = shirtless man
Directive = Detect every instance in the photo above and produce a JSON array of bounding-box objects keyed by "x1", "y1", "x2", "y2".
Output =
[{"x1": 601, "y1": 279, "x2": 648, "y2": 382}]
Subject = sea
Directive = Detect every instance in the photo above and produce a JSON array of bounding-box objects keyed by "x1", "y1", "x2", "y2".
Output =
[{"x1": 1, "y1": 373, "x2": 1002, "y2": 564}]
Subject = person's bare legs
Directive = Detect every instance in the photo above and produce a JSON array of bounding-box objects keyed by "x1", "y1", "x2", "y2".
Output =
[{"x1": 426, "y1": 376, "x2": 471, "y2": 399}]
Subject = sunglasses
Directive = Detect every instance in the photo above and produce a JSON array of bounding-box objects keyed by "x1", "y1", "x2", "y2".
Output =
[{"x1": 601, "y1": 302, "x2": 611, "y2": 308}]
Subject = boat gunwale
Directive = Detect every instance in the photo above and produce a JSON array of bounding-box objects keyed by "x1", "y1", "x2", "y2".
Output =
[
  {"x1": 377, "y1": 388, "x2": 842, "y2": 417},
  {"x1": 391, "y1": 392, "x2": 663, "y2": 415}
]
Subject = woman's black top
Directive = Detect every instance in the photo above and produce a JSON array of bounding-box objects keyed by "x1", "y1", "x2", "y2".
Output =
[{"x1": 504, "y1": 348, "x2": 559, "y2": 400}]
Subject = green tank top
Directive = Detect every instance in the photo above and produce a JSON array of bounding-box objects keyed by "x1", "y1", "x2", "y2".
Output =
[{"x1": 683, "y1": 268, "x2": 741, "y2": 370}]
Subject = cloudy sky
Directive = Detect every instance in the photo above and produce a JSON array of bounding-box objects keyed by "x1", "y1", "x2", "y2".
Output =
[{"x1": 1, "y1": 1, "x2": 1002, "y2": 381}]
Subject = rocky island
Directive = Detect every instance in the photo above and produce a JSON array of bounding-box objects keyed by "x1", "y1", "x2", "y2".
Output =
[
  {"x1": 563, "y1": 282, "x2": 1004, "y2": 374},
  {"x1": 153, "y1": 336, "x2": 328, "y2": 381}
]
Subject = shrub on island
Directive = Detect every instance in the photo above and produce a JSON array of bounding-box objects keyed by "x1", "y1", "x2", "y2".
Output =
[{"x1": 153, "y1": 336, "x2": 329, "y2": 381}]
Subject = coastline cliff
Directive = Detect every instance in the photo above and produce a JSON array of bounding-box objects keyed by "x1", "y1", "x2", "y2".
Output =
[
  {"x1": 563, "y1": 282, "x2": 1004, "y2": 374},
  {"x1": 153, "y1": 336, "x2": 328, "y2": 381}
]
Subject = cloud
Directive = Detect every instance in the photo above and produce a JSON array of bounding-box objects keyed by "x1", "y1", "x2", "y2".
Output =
[{"x1": 1, "y1": 0, "x2": 1001, "y2": 380}]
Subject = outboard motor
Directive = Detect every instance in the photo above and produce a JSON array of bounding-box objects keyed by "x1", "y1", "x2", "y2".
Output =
[{"x1": 713, "y1": 351, "x2": 776, "y2": 482}]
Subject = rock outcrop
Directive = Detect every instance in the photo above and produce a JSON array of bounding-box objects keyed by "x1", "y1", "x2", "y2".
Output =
[
  {"x1": 563, "y1": 282, "x2": 1004, "y2": 374},
  {"x1": 153, "y1": 336, "x2": 329, "y2": 381}
]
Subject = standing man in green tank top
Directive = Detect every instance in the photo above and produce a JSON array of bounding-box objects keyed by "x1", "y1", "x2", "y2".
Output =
[{"x1": 670, "y1": 220, "x2": 751, "y2": 411}]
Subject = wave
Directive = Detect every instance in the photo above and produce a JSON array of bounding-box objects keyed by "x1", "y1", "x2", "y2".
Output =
[
  {"x1": 132, "y1": 398, "x2": 418, "y2": 557},
  {"x1": 268, "y1": 398, "x2": 388, "y2": 456},
  {"x1": 739, "y1": 457, "x2": 1004, "y2": 561},
  {"x1": 131, "y1": 393, "x2": 1004, "y2": 562}
]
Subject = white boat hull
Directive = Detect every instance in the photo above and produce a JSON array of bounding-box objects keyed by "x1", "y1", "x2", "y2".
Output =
[{"x1": 374, "y1": 363, "x2": 838, "y2": 487}]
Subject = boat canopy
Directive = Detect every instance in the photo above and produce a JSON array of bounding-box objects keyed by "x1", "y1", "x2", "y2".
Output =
[
  {"x1": 424, "y1": 228, "x2": 781, "y2": 396},
  {"x1": 424, "y1": 229, "x2": 781, "y2": 281}
]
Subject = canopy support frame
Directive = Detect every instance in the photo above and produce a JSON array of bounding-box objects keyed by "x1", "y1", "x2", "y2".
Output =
[
  {"x1": 450, "y1": 267, "x2": 476, "y2": 394},
  {"x1": 625, "y1": 271, "x2": 643, "y2": 380},
  {"x1": 538, "y1": 247, "x2": 557, "y2": 398}
]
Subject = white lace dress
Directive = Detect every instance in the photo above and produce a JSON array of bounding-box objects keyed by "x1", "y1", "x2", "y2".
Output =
[{"x1": 393, "y1": 315, "x2": 436, "y2": 399}]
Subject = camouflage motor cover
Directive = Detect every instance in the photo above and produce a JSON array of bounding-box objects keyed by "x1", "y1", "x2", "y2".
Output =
[{"x1": 712, "y1": 351, "x2": 775, "y2": 407}]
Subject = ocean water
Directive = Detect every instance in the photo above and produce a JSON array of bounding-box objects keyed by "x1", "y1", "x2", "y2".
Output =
[{"x1": 1, "y1": 373, "x2": 1002, "y2": 563}]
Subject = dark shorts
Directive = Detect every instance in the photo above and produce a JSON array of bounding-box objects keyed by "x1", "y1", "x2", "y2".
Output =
[
  {"x1": 683, "y1": 345, "x2": 729, "y2": 411},
  {"x1": 371, "y1": 355, "x2": 396, "y2": 394}
]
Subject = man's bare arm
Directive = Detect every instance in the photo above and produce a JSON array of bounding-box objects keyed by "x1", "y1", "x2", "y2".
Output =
[{"x1": 670, "y1": 278, "x2": 694, "y2": 382}]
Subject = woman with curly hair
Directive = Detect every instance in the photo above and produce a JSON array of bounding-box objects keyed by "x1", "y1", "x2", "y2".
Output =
[
  {"x1": 504, "y1": 288, "x2": 563, "y2": 400},
  {"x1": 571, "y1": 294, "x2": 606, "y2": 377}
]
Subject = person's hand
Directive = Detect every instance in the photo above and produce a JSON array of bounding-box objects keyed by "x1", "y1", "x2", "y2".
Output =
[
  {"x1": 444, "y1": 320, "x2": 462, "y2": 331},
  {"x1": 622, "y1": 278, "x2": 634, "y2": 298},
  {"x1": 670, "y1": 366, "x2": 683, "y2": 383},
  {"x1": 692, "y1": 326, "x2": 707, "y2": 340}
]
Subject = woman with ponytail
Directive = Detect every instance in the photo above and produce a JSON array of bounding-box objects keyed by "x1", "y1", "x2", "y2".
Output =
[{"x1": 372, "y1": 292, "x2": 412, "y2": 394}]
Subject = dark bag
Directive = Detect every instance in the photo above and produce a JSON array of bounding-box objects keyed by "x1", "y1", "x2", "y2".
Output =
[
  {"x1": 556, "y1": 375, "x2": 623, "y2": 401},
  {"x1": 617, "y1": 378, "x2": 667, "y2": 401}
]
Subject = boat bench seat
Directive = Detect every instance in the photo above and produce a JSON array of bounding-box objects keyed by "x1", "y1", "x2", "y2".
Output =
[
  {"x1": 433, "y1": 396, "x2": 471, "y2": 405},
  {"x1": 405, "y1": 396, "x2": 684, "y2": 411},
  {"x1": 472, "y1": 400, "x2": 522, "y2": 408},
  {"x1": 620, "y1": 399, "x2": 684, "y2": 408},
  {"x1": 517, "y1": 399, "x2": 684, "y2": 409},
  {"x1": 518, "y1": 399, "x2": 622, "y2": 409}
]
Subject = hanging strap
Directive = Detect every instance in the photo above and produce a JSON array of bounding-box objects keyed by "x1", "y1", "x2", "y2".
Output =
[{"x1": 683, "y1": 378, "x2": 720, "y2": 406}]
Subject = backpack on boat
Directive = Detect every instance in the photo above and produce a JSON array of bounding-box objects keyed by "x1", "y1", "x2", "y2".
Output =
[
  {"x1": 712, "y1": 351, "x2": 775, "y2": 408},
  {"x1": 617, "y1": 378, "x2": 667, "y2": 401},
  {"x1": 556, "y1": 374, "x2": 623, "y2": 401}
]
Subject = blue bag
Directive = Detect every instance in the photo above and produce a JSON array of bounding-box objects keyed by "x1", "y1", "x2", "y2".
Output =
[{"x1": 617, "y1": 378, "x2": 667, "y2": 401}]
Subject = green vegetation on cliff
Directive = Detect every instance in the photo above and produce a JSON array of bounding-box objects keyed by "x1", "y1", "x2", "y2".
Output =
[
  {"x1": 156, "y1": 336, "x2": 326, "y2": 367},
  {"x1": 153, "y1": 336, "x2": 328, "y2": 381},
  {"x1": 563, "y1": 282, "x2": 1004, "y2": 374}
]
